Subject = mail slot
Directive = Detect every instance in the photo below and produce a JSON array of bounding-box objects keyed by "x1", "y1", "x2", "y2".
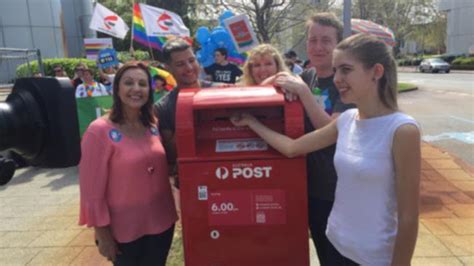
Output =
[{"x1": 176, "y1": 86, "x2": 309, "y2": 266}]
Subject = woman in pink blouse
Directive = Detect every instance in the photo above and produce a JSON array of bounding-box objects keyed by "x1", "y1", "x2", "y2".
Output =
[{"x1": 79, "y1": 63, "x2": 177, "y2": 265}]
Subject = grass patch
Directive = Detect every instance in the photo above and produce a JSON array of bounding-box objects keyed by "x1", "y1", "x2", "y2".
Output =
[
  {"x1": 398, "y1": 82, "x2": 417, "y2": 92},
  {"x1": 167, "y1": 222, "x2": 184, "y2": 266}
]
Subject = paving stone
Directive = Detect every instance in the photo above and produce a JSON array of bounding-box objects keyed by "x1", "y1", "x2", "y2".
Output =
[
  {"x1": 449, "y1": 191, "x2": 474, "y2": 204},
  {"x1": 458, "y1": 256, "x2": 474, "y2": 265},
  {"x1": 421, "y1": 191, "x2": 458, "y2": 205},
  {"x1": 452, "y1": 181, "x2": 474, "y2": 192},
  {"x1": 0, "y1": 231, "x2": 43, "y2": 247},
  {"x1": 28, "y1": 229, "x2": 82, "y2": 247},
  {"x1": 422, "y1": 145, "x2": 452, "y2": 159},
  {"x1": 438, "y1": 169, "x2": 473, "y2": 182},
  {"x1": 422, "y1": 219, "x2": 455, "y2": 235},
  {"x1": 422, "y1": 160, "x2": 434, "y2": 170},
  {"x1": 442, "y1": 218, "x2": 474, "y2": 235},
  {"x1": 0, "y1": 217, "x2": 40, "y2": 231},
  {"x1": 413, "y1": 234, "x2": 453, "y2": 257},
  {"x1": 422, "y1": 180, "x2": 460, "y2": 192},
  {"x1": 0, "y1": 248, "x2": 40, "y2": 265},
  {"x1": 420, "y1": 204, "x2": 456, "y2": 219},
  {"x1": 465, "y1": 191, "x2": 474, "y2": 200},
  {"x1": 70, "y1": 246, "x2": 110, "y2": 266},
  {"x1": 445, "y1": 204, "x2": 474, "y2": 218},
  {"x1": 426, "y1": 159, "x2": 462, "y2": 170},
  {"x1": 418, "y1": 222, "x2": 432, "y2": 235},
  {"x1": 68, "y1": 229, "x2": 96, "y2": 247},
  {"x1": 437, "y1": 235, "x2": 474, "y2": 256},
  {"x1": 29, "y1": 216, "x2": 78, "y2": 231},
  {"x1": 28, "y1": 247, "x2": 84, "y2": 265},
  {"x1": 423, "y1": 169, "x2": 446, "y2": 181},
  {"x1": 412, "y1": 257, "x2": 463, "y2": 266}
]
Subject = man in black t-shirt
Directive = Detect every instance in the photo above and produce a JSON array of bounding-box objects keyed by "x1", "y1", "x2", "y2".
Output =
[{"x1": 204, "y1": 48, "x2": 242, "y2": 84}]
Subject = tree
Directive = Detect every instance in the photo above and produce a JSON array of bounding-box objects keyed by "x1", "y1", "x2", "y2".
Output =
[
  {"x1": 209, "y1": 0, "x2": 336, "y2": 43},
  {"x1": 410, "y1": 13, "x2": 447, "y2": 54}
]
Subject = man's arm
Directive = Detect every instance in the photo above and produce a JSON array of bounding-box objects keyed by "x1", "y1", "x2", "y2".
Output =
[{"x1": 160, "y1": 129, "x2": 177, "y2": 176}]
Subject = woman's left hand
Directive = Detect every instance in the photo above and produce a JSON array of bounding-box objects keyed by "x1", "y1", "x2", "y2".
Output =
[
  {"x1": 230, "y1": 112, "x2": 257, "y2": 127},
  {"x1": 276, "y1": 74, "x2": 309, "y2": 100}
]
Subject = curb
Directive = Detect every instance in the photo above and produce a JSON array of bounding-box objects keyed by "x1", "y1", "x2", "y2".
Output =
[{"x1": 399, "y1": 86, "x2": 418, "y2": 93}]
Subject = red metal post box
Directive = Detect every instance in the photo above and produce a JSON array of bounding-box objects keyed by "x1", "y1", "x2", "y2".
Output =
[{"x1": 176, "y1": 86, "x2": 309, "y2": 266}]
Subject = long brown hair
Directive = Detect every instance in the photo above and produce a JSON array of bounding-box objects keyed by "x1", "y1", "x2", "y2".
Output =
[
  {"x1": 109, "y1": 62, "x2": 156, "y2": 127},
  {"x1": 336, "y1": 33, "x2": 398, "y2": 110}
]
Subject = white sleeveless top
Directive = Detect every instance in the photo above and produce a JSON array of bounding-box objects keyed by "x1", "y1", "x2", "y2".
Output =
[{"x1": 326, "y1": 109, "x2": 418, "y2": 265}]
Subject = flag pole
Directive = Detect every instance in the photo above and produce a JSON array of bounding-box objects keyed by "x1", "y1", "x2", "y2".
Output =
[
  {"x1": 136, "y1": 1, "x2": 155, "y2": 61},
  {"x1": 130, "y1": 0, "x2": 135, "y2": 58}
]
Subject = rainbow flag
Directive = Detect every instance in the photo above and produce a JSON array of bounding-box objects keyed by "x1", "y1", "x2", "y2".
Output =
[
  {"x1": 132, "y1": 3, "x2": 168, "y2": 50},
  {"x1": 84, "y1": 38, "x2": 113, "y2": 60},
  {"x1": 149, "y1": 66, "x2": 176, "y2": 91}
]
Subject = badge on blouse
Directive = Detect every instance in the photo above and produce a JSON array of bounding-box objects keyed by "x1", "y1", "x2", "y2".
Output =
[{"x1": 109, "y1": 129, "x2": 122, "y2": 142}]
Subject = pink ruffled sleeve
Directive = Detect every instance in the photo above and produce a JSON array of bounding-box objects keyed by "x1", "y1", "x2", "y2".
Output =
[{"x1": 78, "y1": 122, "x2": 112, "y2": 227}]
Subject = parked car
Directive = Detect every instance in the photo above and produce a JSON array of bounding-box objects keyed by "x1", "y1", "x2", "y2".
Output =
[{"x1": 419, "y1": 58, "x2": 451, "y2": 73}]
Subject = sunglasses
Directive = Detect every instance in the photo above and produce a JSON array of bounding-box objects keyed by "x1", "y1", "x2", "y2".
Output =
[
  {"x1": 54, "y1": 69, "x2": 62, "y2": 72},
  {"x1": 75, "y1": 68, "x2": 84, "y2": 72}
]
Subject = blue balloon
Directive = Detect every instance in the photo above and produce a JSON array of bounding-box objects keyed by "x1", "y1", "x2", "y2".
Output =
[
  {"x1": 196, "y1": 26, "x2": 210, "y2": 45},
  {"x1": 202, "y1": 56, "x2": 214, "y2": 68},
  {"x1": 213, "y1": 26, "x2": 225, "y2": 32},
  {"x1": 219, "y1": 10, "x2": 234, "y2": 26},
  {"x1": 196, "y1": 50, "x2": 203, "y2": 63},
  {"x1": 210, "y1": 29, "x2": 231, "y2": 48}
]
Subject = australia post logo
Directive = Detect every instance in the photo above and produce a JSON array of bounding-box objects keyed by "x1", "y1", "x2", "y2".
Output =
[
  {"x1": 215, "y1": 165, "x2": 272, "y2": 180},
  {"x1": 103, "y1": 15, "x2": 118, "y2": 30}
]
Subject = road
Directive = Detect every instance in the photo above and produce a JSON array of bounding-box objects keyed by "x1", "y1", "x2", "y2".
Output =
[{"x1": 398, "y1": 71, "x2": 474, "y2": 164}]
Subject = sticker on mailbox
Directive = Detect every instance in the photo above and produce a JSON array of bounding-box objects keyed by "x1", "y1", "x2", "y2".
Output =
[
  {"x1": 198, "y1": 186, "x2": 208, "y2": 201},
  {"x1": 208, "y1": 189, "x2": 286, "y2": 226},
  {"x1": 215, "y1": 138, "x2": 268, "y2": 153}
]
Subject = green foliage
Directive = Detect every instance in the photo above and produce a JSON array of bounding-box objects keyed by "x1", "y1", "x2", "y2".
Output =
[
  {"x1": 117, "y1": 50, "x2": 151, "y2": 62},
  {"x1": 16, "y1": 58, "x2": 96, "y2": 78},
  {"x1": 452, "y1": 56, "x2": 474, "y2": 66},
  {"x1": 167, "y1": 223, "x2": 184, "y2": 266}
]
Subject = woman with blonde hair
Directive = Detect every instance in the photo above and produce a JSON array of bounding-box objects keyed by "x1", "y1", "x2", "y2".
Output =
[{"x1": 240, "y1": 43, "x2": 291, "y2": 85}]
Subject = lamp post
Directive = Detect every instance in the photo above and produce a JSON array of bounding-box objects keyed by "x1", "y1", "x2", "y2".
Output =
[{"x1": 343, "y1": 0, "x2": 352, "y2": 38}]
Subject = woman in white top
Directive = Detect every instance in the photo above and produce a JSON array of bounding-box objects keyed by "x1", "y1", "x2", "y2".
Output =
[{"x1": 231, "y1": 33, "x2": 420, "y2": 265}]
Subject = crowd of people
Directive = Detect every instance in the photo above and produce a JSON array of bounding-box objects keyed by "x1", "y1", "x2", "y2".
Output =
[{"x1": 77, "y1": 11, "x2": 420, "y2": 266}]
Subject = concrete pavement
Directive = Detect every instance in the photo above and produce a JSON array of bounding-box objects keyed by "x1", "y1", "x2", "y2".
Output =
[{"x1": 0, "y1": 142, "x2": 473, "y2": 265}]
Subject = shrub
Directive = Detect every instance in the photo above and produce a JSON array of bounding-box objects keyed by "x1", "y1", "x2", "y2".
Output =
[
  {"x1": 16, "y1": 58, "x2": 96, "y2": 79},
  {"x1": 452, "y1": 56, "x2": 474, "y2": 66},
  {"x1": 117, "y1": 50, "x2": 151, "y2": 62}
]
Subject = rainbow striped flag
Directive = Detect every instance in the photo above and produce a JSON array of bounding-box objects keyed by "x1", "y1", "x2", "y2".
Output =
[
  {"x1": 132, "y1": 3, "x2": 168, "y2": 50},
  {"x1": 84, "y1": 38, "x2": 113, "y2": 60}
]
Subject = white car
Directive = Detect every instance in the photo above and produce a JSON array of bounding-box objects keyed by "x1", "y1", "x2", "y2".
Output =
[{"x1": 419, "y1": 58, "x2": 451, "y2": 73}]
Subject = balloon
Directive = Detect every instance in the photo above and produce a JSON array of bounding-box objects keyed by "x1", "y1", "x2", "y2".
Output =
[
  {"x1": 213, "y1": 26, "x2": 225, "y2": 32},
  {"x1": 196, "y1": 26, "x2": 210, "y2": 45},
  {"x1": 202, "y1": 55, "x2": 214, "y2": 68},
  {"x1": 210, "y1": 29, "x2": 231, "y2": 48},
  {"x1": 196, "y1": 50, "x2": 203, "y2": 62},
  {"x1": 219, "y1": 10, "x2": 234, "y2": 26}
]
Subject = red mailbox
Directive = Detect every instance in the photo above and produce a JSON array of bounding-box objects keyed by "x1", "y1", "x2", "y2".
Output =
[{"x1": 176, "y1": 86, "x2": 309, "y2": 266}]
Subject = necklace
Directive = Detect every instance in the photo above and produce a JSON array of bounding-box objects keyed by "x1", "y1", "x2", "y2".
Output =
[
  {"x1": 117, "y1": 120, "x2": 155, "y2": 176},
  {"x1": 135, "y1": 132, "x2": 155, "y2": 175}
]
